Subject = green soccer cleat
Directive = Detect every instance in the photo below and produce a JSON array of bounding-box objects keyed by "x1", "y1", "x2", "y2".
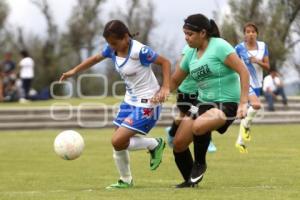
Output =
[
  {"x1": 240, "y1": 123, "x2": 251, "y2": 141},
  {"x1": 149, "y1": 138, "x2": 166, "y2": 171},
  {"x1": 235, "y1": 143, "x2": 248, "y2": 154},
  {"x1": 105, "y1": 179, "x2": 133, "y2": 189}
]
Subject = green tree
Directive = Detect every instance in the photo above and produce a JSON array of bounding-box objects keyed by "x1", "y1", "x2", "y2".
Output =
[
  {"x1": 218, "y1": 0, "x2": 300, "y2": 69},
  {"x1": 30, "y1": 0, "x2": 61, "y2": 90},
  {"x1": 0, "y1": 0, "x2": 9, "y2": 54}
]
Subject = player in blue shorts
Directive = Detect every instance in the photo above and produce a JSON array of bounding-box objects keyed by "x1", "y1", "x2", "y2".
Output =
[
  {"x1": 60, "y1": 20, "x2": 171, "y2": 189},
  {"x1": 235, "y1": 22, "x2": 270, "y2": 153}
]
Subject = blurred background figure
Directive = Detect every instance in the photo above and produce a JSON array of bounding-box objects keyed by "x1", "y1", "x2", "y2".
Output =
[
  {"x1": 0, "y1": 52, "x2": 19, "y2": 102},
  {"x1": 17, "y1": 50, "x2": 35, "y2": 103},
  {"x1": 263, "y1": 69, "x2": 288, "y2": 111}
]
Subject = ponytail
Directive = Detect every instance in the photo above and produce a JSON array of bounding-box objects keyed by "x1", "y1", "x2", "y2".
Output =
[{"x1": 208, "y1": 19, "x2": 220, "y2": 38}]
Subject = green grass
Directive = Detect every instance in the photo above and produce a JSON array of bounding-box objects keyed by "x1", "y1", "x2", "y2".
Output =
[{"x1": 0, "y1": 125, "x2": 299, "y2": 200}]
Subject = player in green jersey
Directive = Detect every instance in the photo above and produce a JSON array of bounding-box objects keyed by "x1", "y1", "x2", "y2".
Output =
[{"x1": 170, "y1": 13, "x2": 249, "y2": 188}]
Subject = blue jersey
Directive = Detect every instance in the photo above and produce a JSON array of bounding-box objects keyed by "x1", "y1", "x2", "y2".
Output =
[{"x1": 235, "y1": 41, "x2": 268, "y2": 88}]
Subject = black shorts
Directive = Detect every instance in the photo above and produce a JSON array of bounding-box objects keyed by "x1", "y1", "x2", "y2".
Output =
[
  {"x1": 187, "y1": 101, "x2": 238, "y2": 134},
  {"x1": 176, "y1": 89, "x2": 198, "y2": 114}
]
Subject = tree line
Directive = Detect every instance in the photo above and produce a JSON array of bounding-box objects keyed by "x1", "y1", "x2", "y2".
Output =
[{"x1": 0, "y1": 0, "x2": 299, "y2": 95}]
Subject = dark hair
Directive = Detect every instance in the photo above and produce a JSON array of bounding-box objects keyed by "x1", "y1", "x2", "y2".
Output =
[
  {"x1": 243, "y1": 22, "x2": 258, "y2": 34},
  {"x1": 269, "y1": 67, "x2": 277, "y2": 73},
  {"x1": 183, "y1": 14, "x2": 220, "y2": 38},
  {"x1": 20, "y1": 50, "x2": 29, "y2": 58},
  {"x1": 103, "y1": 20, "x2": 138, "y2": 39}
]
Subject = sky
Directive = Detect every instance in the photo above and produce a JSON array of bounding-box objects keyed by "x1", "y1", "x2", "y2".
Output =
[{"x1": 5, "y1": 0, "x2": 229, "y2": 52}]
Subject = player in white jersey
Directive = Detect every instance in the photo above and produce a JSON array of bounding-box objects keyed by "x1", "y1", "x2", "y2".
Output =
[
  {"x1": 60, "y1": 20, "x2": 171, "y2": 189},
  {"x1": 235, "y1": 22, "x2": 270, "y2": 153}
]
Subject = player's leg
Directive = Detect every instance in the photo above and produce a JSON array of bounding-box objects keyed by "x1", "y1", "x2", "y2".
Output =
[
  {"x1": 124, "y1": 105, "x2": 165, "y2": 171},
  {"x1": 107, "y1": 127, "x2": 136, "y2": 189},
  {"x1": 172, "y1": 116, "x2": 194, "y2": 187},
  {"x1": 166, "y1": 91, "x2": 194, "y2": 147},
  {"x1": 191, "y1": 103, "x2": 237, "y2": 184},
  {"x1": 207, "y1": 137, "x2": 217, "y2": 152},
  {"x1": 190, "y1": 108, "x2": 226, "y2": 184},
  {"x1": 238, "y1": 94, "x2": 261, "y2": 142},
  {"x1": 166, "y1": 112, "x2": 185, "y2": 147}
]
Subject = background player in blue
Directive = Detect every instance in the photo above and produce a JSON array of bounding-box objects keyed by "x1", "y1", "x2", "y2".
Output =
[
  {"x1": 235, "y1": 22, "x2": 270, "y2": 153},
  {"x1": 60, "y1": 20, "x2": 171, "y2": 189}
]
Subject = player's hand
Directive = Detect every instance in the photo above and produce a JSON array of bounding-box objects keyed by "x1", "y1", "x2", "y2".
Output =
[
  {"x1": 236, "y1": 102, "x2": 248, "y2": 119},
  {"x1": 249, "y1": 56, "x2": 258, "y2": 64},
  {"x1": 150, "y1": 87, "x2": 170, "y2": 104},
  {"x1": 59, "y1": 69, "x2": 76, "y2": 82}
]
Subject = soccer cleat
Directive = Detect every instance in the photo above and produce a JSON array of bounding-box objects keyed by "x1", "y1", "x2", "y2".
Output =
[
  {"x1": 165, "y1": 126, "x2": 174, "y2": 148},
  {"x1": 207, "y1": 141, "x2": 217, "y2": 153},
  {"x1": 189, "y1": 163, "x2": 207, "y2": 184},
  {"x1": 235, "y1": 143, "x2": 248, "y2": 154},
  {"x1": 240, "y1": 123, "x2": 251, "y2": 141},
  {"x1": 149, "y1": 137, "x2": 166, "y2": 170},
  {"x1": 175, "y1": 181, "x2": 198, "y2": 188},
  {"x1": 105, "y1": 179, "x2": 133, "y2": 189}
]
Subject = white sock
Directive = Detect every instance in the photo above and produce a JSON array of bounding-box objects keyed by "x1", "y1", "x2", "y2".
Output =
[
  {"x1": 113, "y1": 149, "x2": 132, "y2": 183},
  {"x1": 127, "y1": 136, "x2": 158, "y2": 151},
  {"x1": 243, "y1": 106, "x2": 259, "y2": 128},
  {"x1": 236, "y1": 132, "x2": 244, "y2": 145}
]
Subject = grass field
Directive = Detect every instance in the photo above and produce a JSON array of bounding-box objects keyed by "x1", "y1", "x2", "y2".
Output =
[{"x1": 0, "y1": 125, "x2": 299, "y2": 200}]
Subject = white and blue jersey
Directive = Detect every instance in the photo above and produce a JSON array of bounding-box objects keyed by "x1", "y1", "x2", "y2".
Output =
[
  {"x1": 235, "y1": 41, "x2": 269, "y2": 96},
  {"x1": 101, "y1": 39, "x2": 161, "y2": 134}
]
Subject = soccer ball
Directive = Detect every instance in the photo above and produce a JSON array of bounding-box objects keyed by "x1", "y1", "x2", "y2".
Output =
[{"x1": 54, "y1": 130, "x2": 85, "y2": 160}]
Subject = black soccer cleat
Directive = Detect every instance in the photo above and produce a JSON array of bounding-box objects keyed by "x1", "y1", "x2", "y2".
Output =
[
  {"x1": 175, "y1": 181, "x2": 198, "y2": 188},
  {"x1": 189, "y1": 163, "x2": 207, "y2": 184}
]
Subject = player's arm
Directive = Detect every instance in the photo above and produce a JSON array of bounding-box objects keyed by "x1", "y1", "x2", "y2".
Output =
[
  {"x1": 224, "y1": 53, "x2": 250, "y2": 118},
  {"x1": 170, "y1": 64, "x2": 187, "y2": 92},
  {"x1": 251, "y1": 55, "x2": 270, "y2": 71},
  {"x1": 154, "y1": 55, "x2": 171, "y2": 90},
  {"x1": 151, "y1": 55, "x2": 171, "y2": 103},
  {"x1": 60, "y1": 54, "x2": 105, "y2": 82}
]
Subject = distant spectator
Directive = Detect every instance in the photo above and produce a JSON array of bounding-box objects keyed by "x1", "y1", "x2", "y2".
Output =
[
  {"x1": 1, "y1": 52, "x2": 16, "y2": 75},
  {"x1": 0, "y1": 52, "x2": 17, "y2": 101},
  {"x1": 3, "y1": 74, "x2": 19, "y2": 102},
  {"x1": 18, "y1": 50, "x2": 35, "y2": 102},
  {"x1": 263, "y1": 69, "x2": 288, "y2": 111}
]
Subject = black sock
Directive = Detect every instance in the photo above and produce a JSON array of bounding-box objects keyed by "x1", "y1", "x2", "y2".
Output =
[
  {"x1": 193, "y1": 133, "x2": 211, "y2": 165},
  {"x1": 173, "y1": 149, "x2": 193, "y2": 181},
  {"x1": 169, "y1": 121, "x2": 179, "y2": 137}
]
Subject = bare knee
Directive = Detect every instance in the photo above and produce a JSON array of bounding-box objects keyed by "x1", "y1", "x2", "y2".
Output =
[
  {"x1": 192, "y1": 122, "x2": 204, "y2": 135},
  {"x1": 111, "y1": 137, "x2": 127, "y2": 151},
  {"x1": 173, "y1": 138, "x2": 189, "y2": 153},
  {"x1": 251, "y1": 103, "x2": 261, "y2": 110}
]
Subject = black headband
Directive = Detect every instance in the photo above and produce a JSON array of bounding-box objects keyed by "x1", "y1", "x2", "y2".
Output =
[{"x1": 183, "y1": 22, "x2": 202, "y2": 32}]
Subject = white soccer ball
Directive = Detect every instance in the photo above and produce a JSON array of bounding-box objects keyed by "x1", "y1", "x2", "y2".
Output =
[{"x1": 54, "y1": 130, "x2": 85, "y2": 160}]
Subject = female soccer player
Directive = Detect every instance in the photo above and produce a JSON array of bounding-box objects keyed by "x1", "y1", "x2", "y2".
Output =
[
  {"x1": 60, "y1": 20, "x2": 171, "y2": 189},
  {"x1": 170, "y1": 14, "x2": 249, "y2": 187},
  {"x1": 166, "y1": 45, "x2": 217, "y2": 153},
  {"x1": 235, "y1": 22, "x2": 270, "y2": 153}
]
